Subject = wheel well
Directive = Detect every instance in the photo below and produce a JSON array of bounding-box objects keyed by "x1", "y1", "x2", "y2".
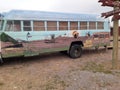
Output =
[
  {"x1": 67, "y1": 41, "x2": 83, "y2": 54},
  {"x1": 70, "y1": 41, "x2": 83, "y2": 48}
]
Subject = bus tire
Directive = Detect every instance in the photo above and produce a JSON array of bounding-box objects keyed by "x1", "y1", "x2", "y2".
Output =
[{"x1": 69, "y1": 44, "x2": 82, "y2": 58}]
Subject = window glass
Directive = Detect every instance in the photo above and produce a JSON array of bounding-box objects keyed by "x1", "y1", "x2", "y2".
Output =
[
  {"x1": 23, "y1": 21, "x2": 31, "y2": 31},
  {"x1": 47, "y1": 21, "x2": 57, "y2": 31},
  {"x1": 0, "y1": 20, "x2": 1, "y2": 29},
  {"x1": 5, "y1": 20, "x2": 21, "y2": 31},
  {"x1": 59, "y1": 21, "x2": 68, "y2": 30},
  {"x1": 80, "y1": 22, "x2": 87, "y2": 30},
  {"x1": 33, "y1": 21, "x2": 45, "y2": 31},
  {"x1": 89, "y1": 22, "x2": 96, "y2": 29},
  {"x1": 97, "y1": 22, "x2": 104, "y2": 29},
  {"x1": 13, "y1": 21, "x2": 21, "y2": 31},
  {"x1": 70, "y1": 22, "x2": 78, "y2": 30},
  {"x1": 5, "y1": 21, "x2": 13, "y2": 31},
  {"x1": 0, "y1": 20, "x2": 3, "y2": 30}
]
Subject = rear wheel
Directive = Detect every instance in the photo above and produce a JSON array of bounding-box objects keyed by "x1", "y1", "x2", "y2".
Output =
[{"x1": 69, "y1": 44, "x2": 82, "y2": 58}]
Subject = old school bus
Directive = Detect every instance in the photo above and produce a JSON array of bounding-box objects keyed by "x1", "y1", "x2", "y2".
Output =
[{"x1": 0, "y1": 10, "x2": 110, "y2": 63}]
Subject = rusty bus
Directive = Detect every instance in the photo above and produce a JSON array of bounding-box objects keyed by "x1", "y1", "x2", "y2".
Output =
[{"x1": 0, "y1": 10, "x2": 110, "y2": 63}]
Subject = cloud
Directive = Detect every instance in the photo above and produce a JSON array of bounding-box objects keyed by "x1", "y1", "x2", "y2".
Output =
[
  {"x1": 50, "y1": 0, "x2": 112, "y2": 14},
  {"x1": 0, "y1": 0, "x2": 59, "y2": 12},
  {"x1": 0, "y1": 0, "x2": 112, "y2": 15}
]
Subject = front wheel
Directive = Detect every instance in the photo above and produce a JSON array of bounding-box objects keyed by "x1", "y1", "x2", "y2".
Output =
[{"x1": 69, "y1": 44, "x2": 82, "y2": 58}]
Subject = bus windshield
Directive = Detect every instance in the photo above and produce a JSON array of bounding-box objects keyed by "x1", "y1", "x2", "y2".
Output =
[
  {"x1": 0, "y1": 20, "x2": 3, "y2": 30},
  {"x1": 0, "y1": 20, "x2": 1, "y2": 30}
]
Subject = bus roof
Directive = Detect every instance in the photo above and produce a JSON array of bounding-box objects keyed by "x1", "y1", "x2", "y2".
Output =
[{"x1": 3, "y1": 10, "x2": 104, "y2": 21}]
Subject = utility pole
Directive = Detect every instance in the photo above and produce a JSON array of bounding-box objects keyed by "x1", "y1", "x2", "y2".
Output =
[
  {"x1": 98, "y1": 0, "x2": 120, "y2": 69},
  {"x1": 112, "y1": 5, "x2": 119, "y2": 69}
]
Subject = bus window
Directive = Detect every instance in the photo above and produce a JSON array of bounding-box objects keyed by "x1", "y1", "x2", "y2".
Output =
[
  {"x1": 70, "y1": 21, "x2": 78, "y2": 30},
  {"x1": 0, "y1": 20, "x2": 3, "y2": 30},
  {"x1": 89, "y1": 22, "x2": 96, "y2": 30},
  {"x1": 14, "y1": 21, "x2": 21, "y2": 31},
  {"x1": 97, "y1": 22, "x2": 104, "y2": 29},
  {"x1": 80, "y1": 22, "x2": 87, "y2": 30},
  {"x1": 33, "y1": 21, "x2": 45, "y2": 31},
  {"x1": 5, "y1": 20, "x2": 21, "y2": 31},
  {"x1": 59, "y1": 21, "x2": 68, "y2": 30},
  {"x1": 47, "y1": 21, "x2": 57, "y2": 31},
  {"x1": 23, "y1": 21, "x2": 31, "y2": 31},
  {"x1": 0, "y1": 20, "x2": 1, "y2": 29},
  {"x1": 5, "y1": 21, "x2": 13, "y2": 31}
]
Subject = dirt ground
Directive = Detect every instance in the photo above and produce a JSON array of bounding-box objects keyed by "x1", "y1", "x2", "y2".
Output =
[{"x1": 0, "y1": 48, "x2": 120, "y2": 90}]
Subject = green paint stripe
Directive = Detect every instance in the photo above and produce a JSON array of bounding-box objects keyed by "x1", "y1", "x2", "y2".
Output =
[{"x1": 24, "y1": 47, "x2": 69, "y2": 57}]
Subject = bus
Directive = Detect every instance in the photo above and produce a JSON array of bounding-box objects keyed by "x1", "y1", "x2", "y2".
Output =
[{"x1": 0, "y1": 10, "x2": 110, "y2": 63}]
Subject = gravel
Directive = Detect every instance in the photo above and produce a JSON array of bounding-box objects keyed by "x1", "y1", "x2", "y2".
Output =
[{"x1": 0, "y1": 48, "x2": 120, "y2": 90}]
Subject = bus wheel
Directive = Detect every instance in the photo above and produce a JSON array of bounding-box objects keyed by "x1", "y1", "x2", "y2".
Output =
[{"x1": 69, "y1": 44, "x2": 82, "y2": 58}]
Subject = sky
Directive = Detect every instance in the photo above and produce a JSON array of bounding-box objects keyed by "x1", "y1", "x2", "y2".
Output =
[
  {"x1": 0, "y1": 0, "x2": 114, "y2": 25},
  {"x1": 0, "y1": 0, "x2": 112, "y2": 14}
]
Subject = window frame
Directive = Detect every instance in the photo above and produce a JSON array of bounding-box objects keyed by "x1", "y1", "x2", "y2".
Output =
[
  {"x1": 47, "y1": 21, "x2": 57, "y2": 31},
  {"x1": 80, "y1": 21, "x2": 87, "y2": 30},
  {"x1": 33, "y1": 21, "x2": 45, "y2": 31},
  {"x1": 59, "y1": 21, "x2": 68, "y2": 31},
  {"x1": 89, "y1": 21, "x2": 96, "y2": 30},
  {"x1": 5, "y1": 20, "x2": 21, "y2": 32},
  {"x1": 23, "y1": 21, "x2": 32, "y2": 31},
  {"x1": 97, "y1": 21, "x2": 104, "y2": 29},
  {"x1": 70, "y1": 21, "x2": 78, "y2": 30}
]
